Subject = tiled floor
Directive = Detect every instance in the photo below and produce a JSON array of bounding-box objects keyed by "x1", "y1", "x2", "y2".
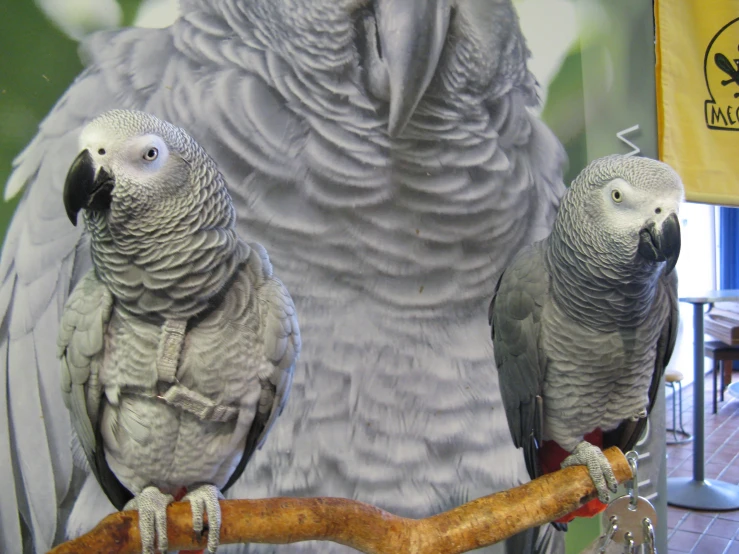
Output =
[{"x1": 665, "y1": 373, "x2": 739, "y2": 553}]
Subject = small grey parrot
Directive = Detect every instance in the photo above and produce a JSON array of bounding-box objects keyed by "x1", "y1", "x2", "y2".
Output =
[
  {"x1": 58, "y1": 109, "x2": 300, "y2": 554},
  {"x1": 489, "y1": 154, "x2": 682, "y2": 526},
  {"x1": 0, "y1": 2, "x2": 565, "y2": 553}
]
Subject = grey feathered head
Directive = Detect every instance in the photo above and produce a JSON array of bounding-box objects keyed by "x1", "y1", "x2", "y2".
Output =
[
  {"x1": 554, "y1": 154, "x2": 684, "y2": 275},
  {"x1": 63, "y1": 109, "x2": 235, "y2": 235}
]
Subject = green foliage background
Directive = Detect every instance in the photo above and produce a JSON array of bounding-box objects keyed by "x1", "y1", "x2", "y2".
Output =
[
  {"x1": 0, "y1": 1, "x2": 143, "y2": 244},
  {"x1": 0, "y1": 3, "x2": 79, "y2": 242}
]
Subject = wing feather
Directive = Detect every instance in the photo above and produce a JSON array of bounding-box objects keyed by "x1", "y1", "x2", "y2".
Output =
[
  {"x1": 0, "y1": 333, "x2": 22, "y2": 553},
  {"x1": 606, "y1": 269, "x2": 679, "y2": 453},
  {"x1": 57, "y1": 270, "x2": 134, "y2": 511},
  {"x1": 8, "y1": 329, "x2": 58, "y2": 549},
  {"x1": 489, "y1": 240, "x2": 550, "y2": 480},
  {"x1": 57, "y1": 271, "x2": 111, "y2": 460},
  {"x1": 222, "y1": 244, "x2": 300, "y2": 492}
]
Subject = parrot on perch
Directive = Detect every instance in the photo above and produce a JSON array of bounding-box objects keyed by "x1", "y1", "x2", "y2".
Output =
[
  {"x1": 58, "y1": 109, "x2": 300, "y2": 553},
  {"x1": 489, "y1": 154, "x2": 682, "y2": 525}
]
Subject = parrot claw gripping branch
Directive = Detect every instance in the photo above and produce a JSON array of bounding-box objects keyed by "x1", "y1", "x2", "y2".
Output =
[{"x1": 50, "y1": 448, "x2": 632, "y2": 554}]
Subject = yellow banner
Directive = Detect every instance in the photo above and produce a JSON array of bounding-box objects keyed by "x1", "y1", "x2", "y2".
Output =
[{"x1": 656, "y1": 1, "x2": 739, "y2": 205}]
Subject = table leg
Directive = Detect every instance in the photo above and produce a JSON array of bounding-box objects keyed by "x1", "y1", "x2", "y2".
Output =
[{"x1": 667, "y1": 302, "x2": 739, "y2": 510}]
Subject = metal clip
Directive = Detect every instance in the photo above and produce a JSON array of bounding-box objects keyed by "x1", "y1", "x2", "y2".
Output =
[
  {"x1": 599, "y1": 514, "x2": 619, "y2": 553},
  {"x1": 623, "y1": 531, "x2": 635, "y2": 554},
  {"x1": 625, "y1": 451, "x2": 639, "y2": 510},
  {"x1": 643, "y1": 517, "x2": 657, "y2": 554}
]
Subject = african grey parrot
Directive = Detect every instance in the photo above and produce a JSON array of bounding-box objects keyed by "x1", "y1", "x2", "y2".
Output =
[
  {"x1": 489, "y1": 154, "x2": 682, "y2": 526},
  {"x1": 59, "y1": 109, "x2": 300, "y2": 553},
  {"x1": 0, "y1": 1, "x2": 566, "y2": 553}
]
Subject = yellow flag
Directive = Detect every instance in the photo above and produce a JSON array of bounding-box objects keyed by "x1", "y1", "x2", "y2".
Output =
[{"x1": 656, "y1": 1, "x2": 739, "y2": 205}]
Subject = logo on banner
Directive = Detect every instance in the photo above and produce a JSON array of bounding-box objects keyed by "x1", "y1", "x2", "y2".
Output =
[{"x1": 705, "y1": 18, "x2": 739, "y2": 130}]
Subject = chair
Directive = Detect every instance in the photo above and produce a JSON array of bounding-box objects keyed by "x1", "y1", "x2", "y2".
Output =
[
  {"x1": 665, "y1": 369, "x2": 692, "y2": 445},
  {"x1": 704, "y1": 340, "x2": 739, "y2": 413}
]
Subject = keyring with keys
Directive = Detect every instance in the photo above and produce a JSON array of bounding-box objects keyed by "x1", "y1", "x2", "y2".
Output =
[{"x1": 597, "y1": 451, "x2": 658, "y2": 553}]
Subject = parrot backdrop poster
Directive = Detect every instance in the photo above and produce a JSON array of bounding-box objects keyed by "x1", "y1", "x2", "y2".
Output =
[
  {"x1": 0, "y1": 1, "x2": 664, "y2": 553},
  {"x1": 656, "y1": 0, "x2": 739, "y2": 206}
]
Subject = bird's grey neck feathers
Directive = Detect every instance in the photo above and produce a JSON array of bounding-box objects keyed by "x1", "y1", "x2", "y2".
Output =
[
  {"x1": 547, "y1": 203, "x2": 662, "y2": 332},
  {"x1": 85, "y1": 144, "x2": 248, "y2": 321},
  {"x1": 88, "y1": 220, "x2": 248, "y2": 321}
]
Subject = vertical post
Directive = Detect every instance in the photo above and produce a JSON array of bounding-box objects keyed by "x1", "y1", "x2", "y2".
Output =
[{"x1": 693, "y1": 302, "x2": 705, "y2": 482}]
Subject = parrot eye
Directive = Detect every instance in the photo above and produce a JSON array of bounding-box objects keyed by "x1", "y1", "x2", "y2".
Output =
[
  {"x1": 611, "y1": 189, "x2": 623, "y2": 203},
  {"x1": 143, "y1": 147, "x2": 159, "y2": 161},
  {"x1": 98, "y1": 148, "x2": 106, "y2": 155}
]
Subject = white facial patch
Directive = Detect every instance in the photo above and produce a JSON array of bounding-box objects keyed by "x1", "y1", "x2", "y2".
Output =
[
  {"x1": 79, "y1": 124, "x2": 107, "y2": 152},
  {"x1": 602, "y1": 177, "x2": 681, "y2": 232},
  {"x1": 78, "y1": 125, "x2": 171, "y2": 181}
]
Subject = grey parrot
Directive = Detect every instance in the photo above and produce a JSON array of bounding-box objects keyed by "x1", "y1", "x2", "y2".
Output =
[
  {"x1": 0, "y1": 1, "x2": 566, "y2": 553},
  {"x1": 488, "y1": 154, "x2": 682, "y2": 527},
  {"x1": 58, "y1": 109, "x2": 300, "y2": 553}
]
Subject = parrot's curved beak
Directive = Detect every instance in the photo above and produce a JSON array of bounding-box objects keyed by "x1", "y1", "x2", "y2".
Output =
[
  {"x1": 63, "y1": 149, "x2": 116, "y2": 226},
  {"x1": 375, "y1": 0, "x2": 450, "y2": 137},
  {"x1": 637, "y1": 212, "x2": 681, "y2": 274}
]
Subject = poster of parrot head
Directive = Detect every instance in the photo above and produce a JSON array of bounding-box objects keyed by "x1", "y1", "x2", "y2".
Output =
[{"x1": 0, "y1": 1, "x2": 665, "y2": 553}]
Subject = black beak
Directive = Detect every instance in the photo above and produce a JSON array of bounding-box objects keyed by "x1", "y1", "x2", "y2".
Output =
[
  {"x1": 63, "y1": 149, "x2": 115, "y2": 226},
  {"x1": 637, "y1": 212, "x2": 681, "y2": 274},
  {"x1": 375, "y1": 0, "x2": 450, "y2": 137}
]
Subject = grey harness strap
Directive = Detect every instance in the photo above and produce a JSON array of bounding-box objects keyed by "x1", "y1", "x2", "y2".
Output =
[
  {"x1": 158, "y1": 384, "x2": 239, "y2": 423},
  {"x1": 157, "y1": 319, "x2": 187, "y2": 384},
  {"x1": 154, "y1": 318, "x2": 239, "y2": 423}
]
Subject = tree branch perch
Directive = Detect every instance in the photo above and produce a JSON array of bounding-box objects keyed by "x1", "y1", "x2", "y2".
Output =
[{"x1": 49, "y1": 447, "x2": 631, "y2": 554}]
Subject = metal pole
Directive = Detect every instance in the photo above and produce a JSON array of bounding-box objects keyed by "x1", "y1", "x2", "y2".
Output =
[{"x1": 693, "y1": 302, "x2": 705, "y2": 482}]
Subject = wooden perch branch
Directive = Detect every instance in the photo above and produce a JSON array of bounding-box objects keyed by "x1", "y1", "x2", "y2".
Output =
[{"x1": 49, "y1": 447, "x2": 631, "y2": 554}]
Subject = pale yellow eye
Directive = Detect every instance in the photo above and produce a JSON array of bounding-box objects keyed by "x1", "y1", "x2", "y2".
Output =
[{"x1": 611, "y1": 189, "x2": 623, "y2": 203}]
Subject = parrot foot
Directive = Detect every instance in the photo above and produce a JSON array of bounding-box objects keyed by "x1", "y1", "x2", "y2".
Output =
[
  {"x1": 124, "y1": 486, "x2": 175, "y2": 554},
  {"x1": 561, "y1": 441, "x2": 618, "y2": 503},
  {"x1": 183, "y1": 484, "x2": 224, "y2": 553}
]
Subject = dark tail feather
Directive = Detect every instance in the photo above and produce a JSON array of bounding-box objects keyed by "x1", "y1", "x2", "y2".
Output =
[
  {"x1": 506, "y1": 528, "x2": 534, "y2": 554},
  {"x1": 535, "y1": 524, "x2": 565, "y2": 554}
]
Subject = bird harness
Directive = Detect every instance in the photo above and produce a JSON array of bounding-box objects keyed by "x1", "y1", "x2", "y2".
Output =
[{"x1": 153, "y1": 318, "x2": 239, "y2": 423}]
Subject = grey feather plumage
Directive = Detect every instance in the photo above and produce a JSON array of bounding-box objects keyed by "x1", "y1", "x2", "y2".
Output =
[
  {"x1": 0, "y1": 2, "x2": 565, "y2": 553},
  {"x1": 490, "y1": 155, "x2": 681, "y2": 506}
]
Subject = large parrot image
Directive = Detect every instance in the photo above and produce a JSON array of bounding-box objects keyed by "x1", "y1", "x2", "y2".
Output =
[{"x1": 0, "y1": 1, "x2": 566, "y2": 552}]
